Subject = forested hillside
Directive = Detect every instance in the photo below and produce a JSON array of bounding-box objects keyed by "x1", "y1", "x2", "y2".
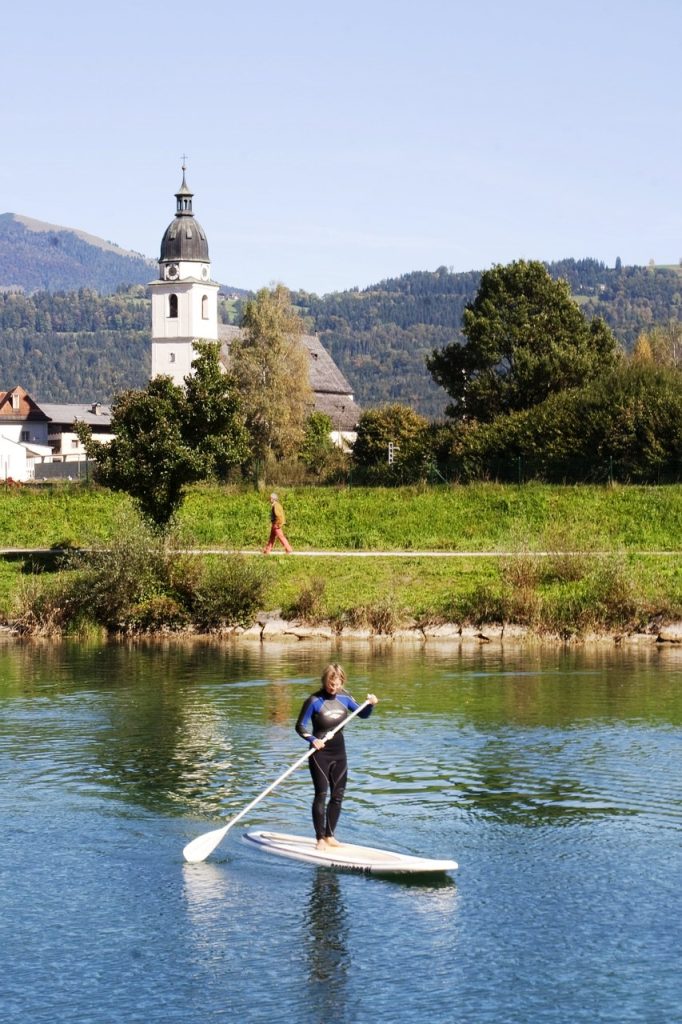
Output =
[
  {"x1": 0, "y1": 213, "x2": 247, "y2": 297},
  {"x1": 0, "y1": 287, "x2": 150, "y2": 401},
  {"x1": 292, "y1": 260, "x2": 682, "y2": 417},
  {"x1": 1, "y1": 257, "x2": 681, "y2": 410}
]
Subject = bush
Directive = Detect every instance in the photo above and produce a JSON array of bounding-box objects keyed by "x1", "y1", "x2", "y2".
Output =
[
  {"x1": 339, "y1": 598, "x2": 404, "y2": 635},
  {"x1": 446, "y1": 363, "x2": 682, "y2": 483},
  {"x1": 12, "y1": 575, "x2": 78, "y2": 636},
  {"x1": 13, "y1": 518, "x2": 271, "y2": 636},
  {"x1": 124, "y1": 595, "x2": 191, "y2": 633},
  {"x1": 63, "y1": 517, "x2": 177, "y2": 628},
  {"x1": 190, "y1": 556, "x2": 271, "y2": 630},
  {"x1": 352, "y1": 404, "x2": 431, "y2": 484},
  {"x1": 286, "y1": 577, "x2": 327, "y2": 622}
]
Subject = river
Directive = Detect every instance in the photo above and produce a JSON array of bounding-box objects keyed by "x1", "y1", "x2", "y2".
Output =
[{"x1": 0, "y1": 639, "x2": 680, "y2": 1023}]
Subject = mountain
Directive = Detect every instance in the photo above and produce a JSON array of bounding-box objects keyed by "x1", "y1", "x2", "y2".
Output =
[{"x1": 0, "y1": 213, "x2": 159, "y2": 294}]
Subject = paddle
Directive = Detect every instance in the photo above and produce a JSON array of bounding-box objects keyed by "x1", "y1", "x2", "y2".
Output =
[{"x1": 182, "y1": 697, "x2": 372, "y2": 864}]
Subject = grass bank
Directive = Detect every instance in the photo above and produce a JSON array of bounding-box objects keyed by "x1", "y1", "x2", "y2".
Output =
[
  {"x1": 1, "y1": 481, "x2": 681, "y2": 551},
  {"x1": 1, "y1": 482, "x2": 681, "y2": 637}
]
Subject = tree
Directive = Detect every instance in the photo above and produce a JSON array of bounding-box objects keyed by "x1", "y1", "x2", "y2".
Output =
[
  {"x1": 77, "y1": 344, "x2": 249, "y2": 529},
  {"x1": 352, "y1": 403, "x2": 429, "y2": 483},
  {"x1": 632, "y1": 322, "x2": 682, "y2": 368},
  {"x1": 427, "y1": 260, "x2": 620, "y2": 422},
  {"x1": 184, "y1": 341, "x2": 250, "y2": 479},
  {"x1": 230, "y1": 284, "x2": 314, "y2": 468},
  {"x1": 299, "y1": 411, "x2": 336, "y2": 476}
]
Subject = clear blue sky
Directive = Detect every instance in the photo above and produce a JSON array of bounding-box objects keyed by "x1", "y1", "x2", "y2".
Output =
[{"x1": 4, "y1": 0, "x2": 682, "y2": 295}]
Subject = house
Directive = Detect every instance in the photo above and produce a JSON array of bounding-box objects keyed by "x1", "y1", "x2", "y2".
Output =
[
  {"x1": 150, "y1": 167, "x2": 361, "y2": 446},
  {"x1": 0, "y1": 387, "x2": 113, "y2": 481},
  {"x1": 0, "y1": 386, "x2": 52, "y2": 481},
  {"x1": 37, "y1": 401, "x2": 113, "y2": 462}
]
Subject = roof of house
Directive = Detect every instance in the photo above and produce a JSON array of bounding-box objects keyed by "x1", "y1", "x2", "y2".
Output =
[
  {"x1": 36, "y1": 402, "x2": 112, "y2": 427},
  {"x1": 0, "y1": 386, "x2": 49, "y2": 422},
  {"x1": 314, "y1": 392, "x2": 363, "y2": 432}
]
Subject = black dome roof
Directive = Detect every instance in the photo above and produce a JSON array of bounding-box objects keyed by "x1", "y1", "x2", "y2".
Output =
[
  {"x1": 159, "y1": 167, "x2": 209, "y2": 263},
  {"x1": 160, "y1": 216, "x2": 209, "y2": 262}
]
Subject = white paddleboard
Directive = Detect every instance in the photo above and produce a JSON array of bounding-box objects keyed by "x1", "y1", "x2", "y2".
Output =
[{"x1": 243, "y1": 830, "x2": 457, "y2": 874}]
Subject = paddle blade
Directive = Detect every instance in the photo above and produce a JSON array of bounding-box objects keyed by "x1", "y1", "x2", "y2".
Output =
[{"x1": 182, "y1": 823, "x2": 230, "y2": 864}]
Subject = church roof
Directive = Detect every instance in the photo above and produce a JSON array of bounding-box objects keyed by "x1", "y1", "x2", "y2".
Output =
[
  {"x1": 218, "y1": 325, "x2": 354, "y2": 395},
  {"x1": 160, "y1": 217, "x2": 209, "y2": 263}
]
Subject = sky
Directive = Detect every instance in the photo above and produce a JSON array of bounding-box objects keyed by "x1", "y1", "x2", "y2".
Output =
[{"x1": 4, "y1": 0, "x2": 682, "y2": 295}]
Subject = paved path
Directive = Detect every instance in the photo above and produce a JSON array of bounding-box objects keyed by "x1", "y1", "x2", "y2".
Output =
[{"x1": 2, "y1": 547, "x2": 680, "y2": 558}]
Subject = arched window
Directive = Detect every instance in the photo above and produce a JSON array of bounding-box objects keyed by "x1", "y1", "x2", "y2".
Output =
[
  {"x1": 169, "y1": 294, "x2": 178, "y2": 318},
  {"x1": 202, "y1": 295, "x2": 209, "y2": 319}
]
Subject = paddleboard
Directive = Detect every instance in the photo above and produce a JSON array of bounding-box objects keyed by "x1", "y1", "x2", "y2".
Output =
[{"x1": 243, "y1": 830, "x2": 457, "y2": 874}]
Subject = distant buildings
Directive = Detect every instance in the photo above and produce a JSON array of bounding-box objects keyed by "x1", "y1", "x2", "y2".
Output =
[{"x1": 0, "y1": 386, "x2": 112, "y2": 481}]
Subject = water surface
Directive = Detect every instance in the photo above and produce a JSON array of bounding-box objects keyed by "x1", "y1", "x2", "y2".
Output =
[{"x1": 0, "y1": 640, "x2": 680, "y2": 1023}]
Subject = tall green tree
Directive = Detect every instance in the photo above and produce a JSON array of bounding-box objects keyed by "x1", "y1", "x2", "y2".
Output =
[
  {"x1": 230, "y1": 284, "x2": 314, "y2": 466},
  {"x1": 77, "y1": 343, "x2": 249, "y2": 529},
  {"x1": 427, "y1": 260, "x2": 620, "y2": 422},
  {"x1": 184, "y1": 341, "x2": 250, "y2": 479},
  {"x1": 352, "y1": 403, "x2": 430, "y2": 483}
]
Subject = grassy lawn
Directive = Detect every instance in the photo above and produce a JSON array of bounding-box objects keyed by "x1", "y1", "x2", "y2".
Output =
[
  {"x1": 172, "y1": 482, "x2": 682, "y2": 551},
  {"x1": 1, "y1": 481, "x2": 680, "y2": 552}
]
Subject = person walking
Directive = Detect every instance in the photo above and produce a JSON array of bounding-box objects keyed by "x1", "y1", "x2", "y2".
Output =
[
  {"x1": 263, "y1": 492, "x2": 293, "y2": 554},
  {"x1": 295, "y1": 663, "x2": 378, "y2": 849}
]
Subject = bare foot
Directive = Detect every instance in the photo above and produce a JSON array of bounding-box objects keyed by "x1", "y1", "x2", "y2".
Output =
[
  {"x1": 316, "y1": 838, "x2": 328, "y2": 850},
  {"x1": 325, "y1": 836, "x2": 342, "y2": 847}
]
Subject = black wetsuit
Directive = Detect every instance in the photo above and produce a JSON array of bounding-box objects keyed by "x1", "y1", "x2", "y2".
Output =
[{"x1": 295, "y1": 689, "x2": 373, "y2": 840}]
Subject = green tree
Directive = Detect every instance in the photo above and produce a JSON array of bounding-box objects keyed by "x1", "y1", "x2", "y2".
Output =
[
  {"x1": 352, "y1": 403, "x2": 430, "y2": 483},
  {"x1": 77, "y1": 344, "x2": 249, "y2": 529},
  {"x1": 299, "y1": 411, "x2": 336, "y2": 476},
  {"x1": 230, "y1": 284, "x2": 314, "y2": 469},
  {"x1": 427, "y1": 260, "x2": 620, "y2": 422},
  {"x1": 184, "y1": 341, "x2": 250, "y2": 479}
]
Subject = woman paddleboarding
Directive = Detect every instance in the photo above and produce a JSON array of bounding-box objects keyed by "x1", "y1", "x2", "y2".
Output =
[{"x1": 295, "y1": 663, "x2": 378, "y2": 850}]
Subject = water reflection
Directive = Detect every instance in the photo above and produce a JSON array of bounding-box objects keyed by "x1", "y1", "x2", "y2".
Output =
[{"x1": 304, "y1": 870, "x2": 350, "y2": 1023}]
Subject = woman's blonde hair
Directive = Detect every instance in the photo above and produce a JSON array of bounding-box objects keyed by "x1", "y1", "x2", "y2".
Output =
[{"x1": 321, "y1": 663, "x2": 346, "y2": 690}]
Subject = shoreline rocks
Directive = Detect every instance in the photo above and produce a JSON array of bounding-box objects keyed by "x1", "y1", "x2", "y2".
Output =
[{"x1": 226, "y1": 617, "x2": 682, "y2": 646}]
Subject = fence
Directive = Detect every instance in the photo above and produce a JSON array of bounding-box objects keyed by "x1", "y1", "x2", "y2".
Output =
[{"x1": 31, "y1": 460, "x2": 96, "y2": 483}]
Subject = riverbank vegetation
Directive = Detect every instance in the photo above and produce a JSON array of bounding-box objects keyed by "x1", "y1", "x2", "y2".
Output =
[{"x1": 2, "y1": 482, "x2": 680, "y2": 640}]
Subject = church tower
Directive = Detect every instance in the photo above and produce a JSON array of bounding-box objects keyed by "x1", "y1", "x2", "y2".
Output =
[{"x1": 149, "y1": 166, "x2": 219, "y2": 385}]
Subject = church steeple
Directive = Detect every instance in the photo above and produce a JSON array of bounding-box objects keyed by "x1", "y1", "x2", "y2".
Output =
[
  {"x1": 175, "y1": 162, "x2": 194, "y2": 216},
  {"x1": 150, "y1": 163, "x2": 219, "y2": 385},
  {"x1": 159, "y1": 160, "x2": 209, "y2": 266}
]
